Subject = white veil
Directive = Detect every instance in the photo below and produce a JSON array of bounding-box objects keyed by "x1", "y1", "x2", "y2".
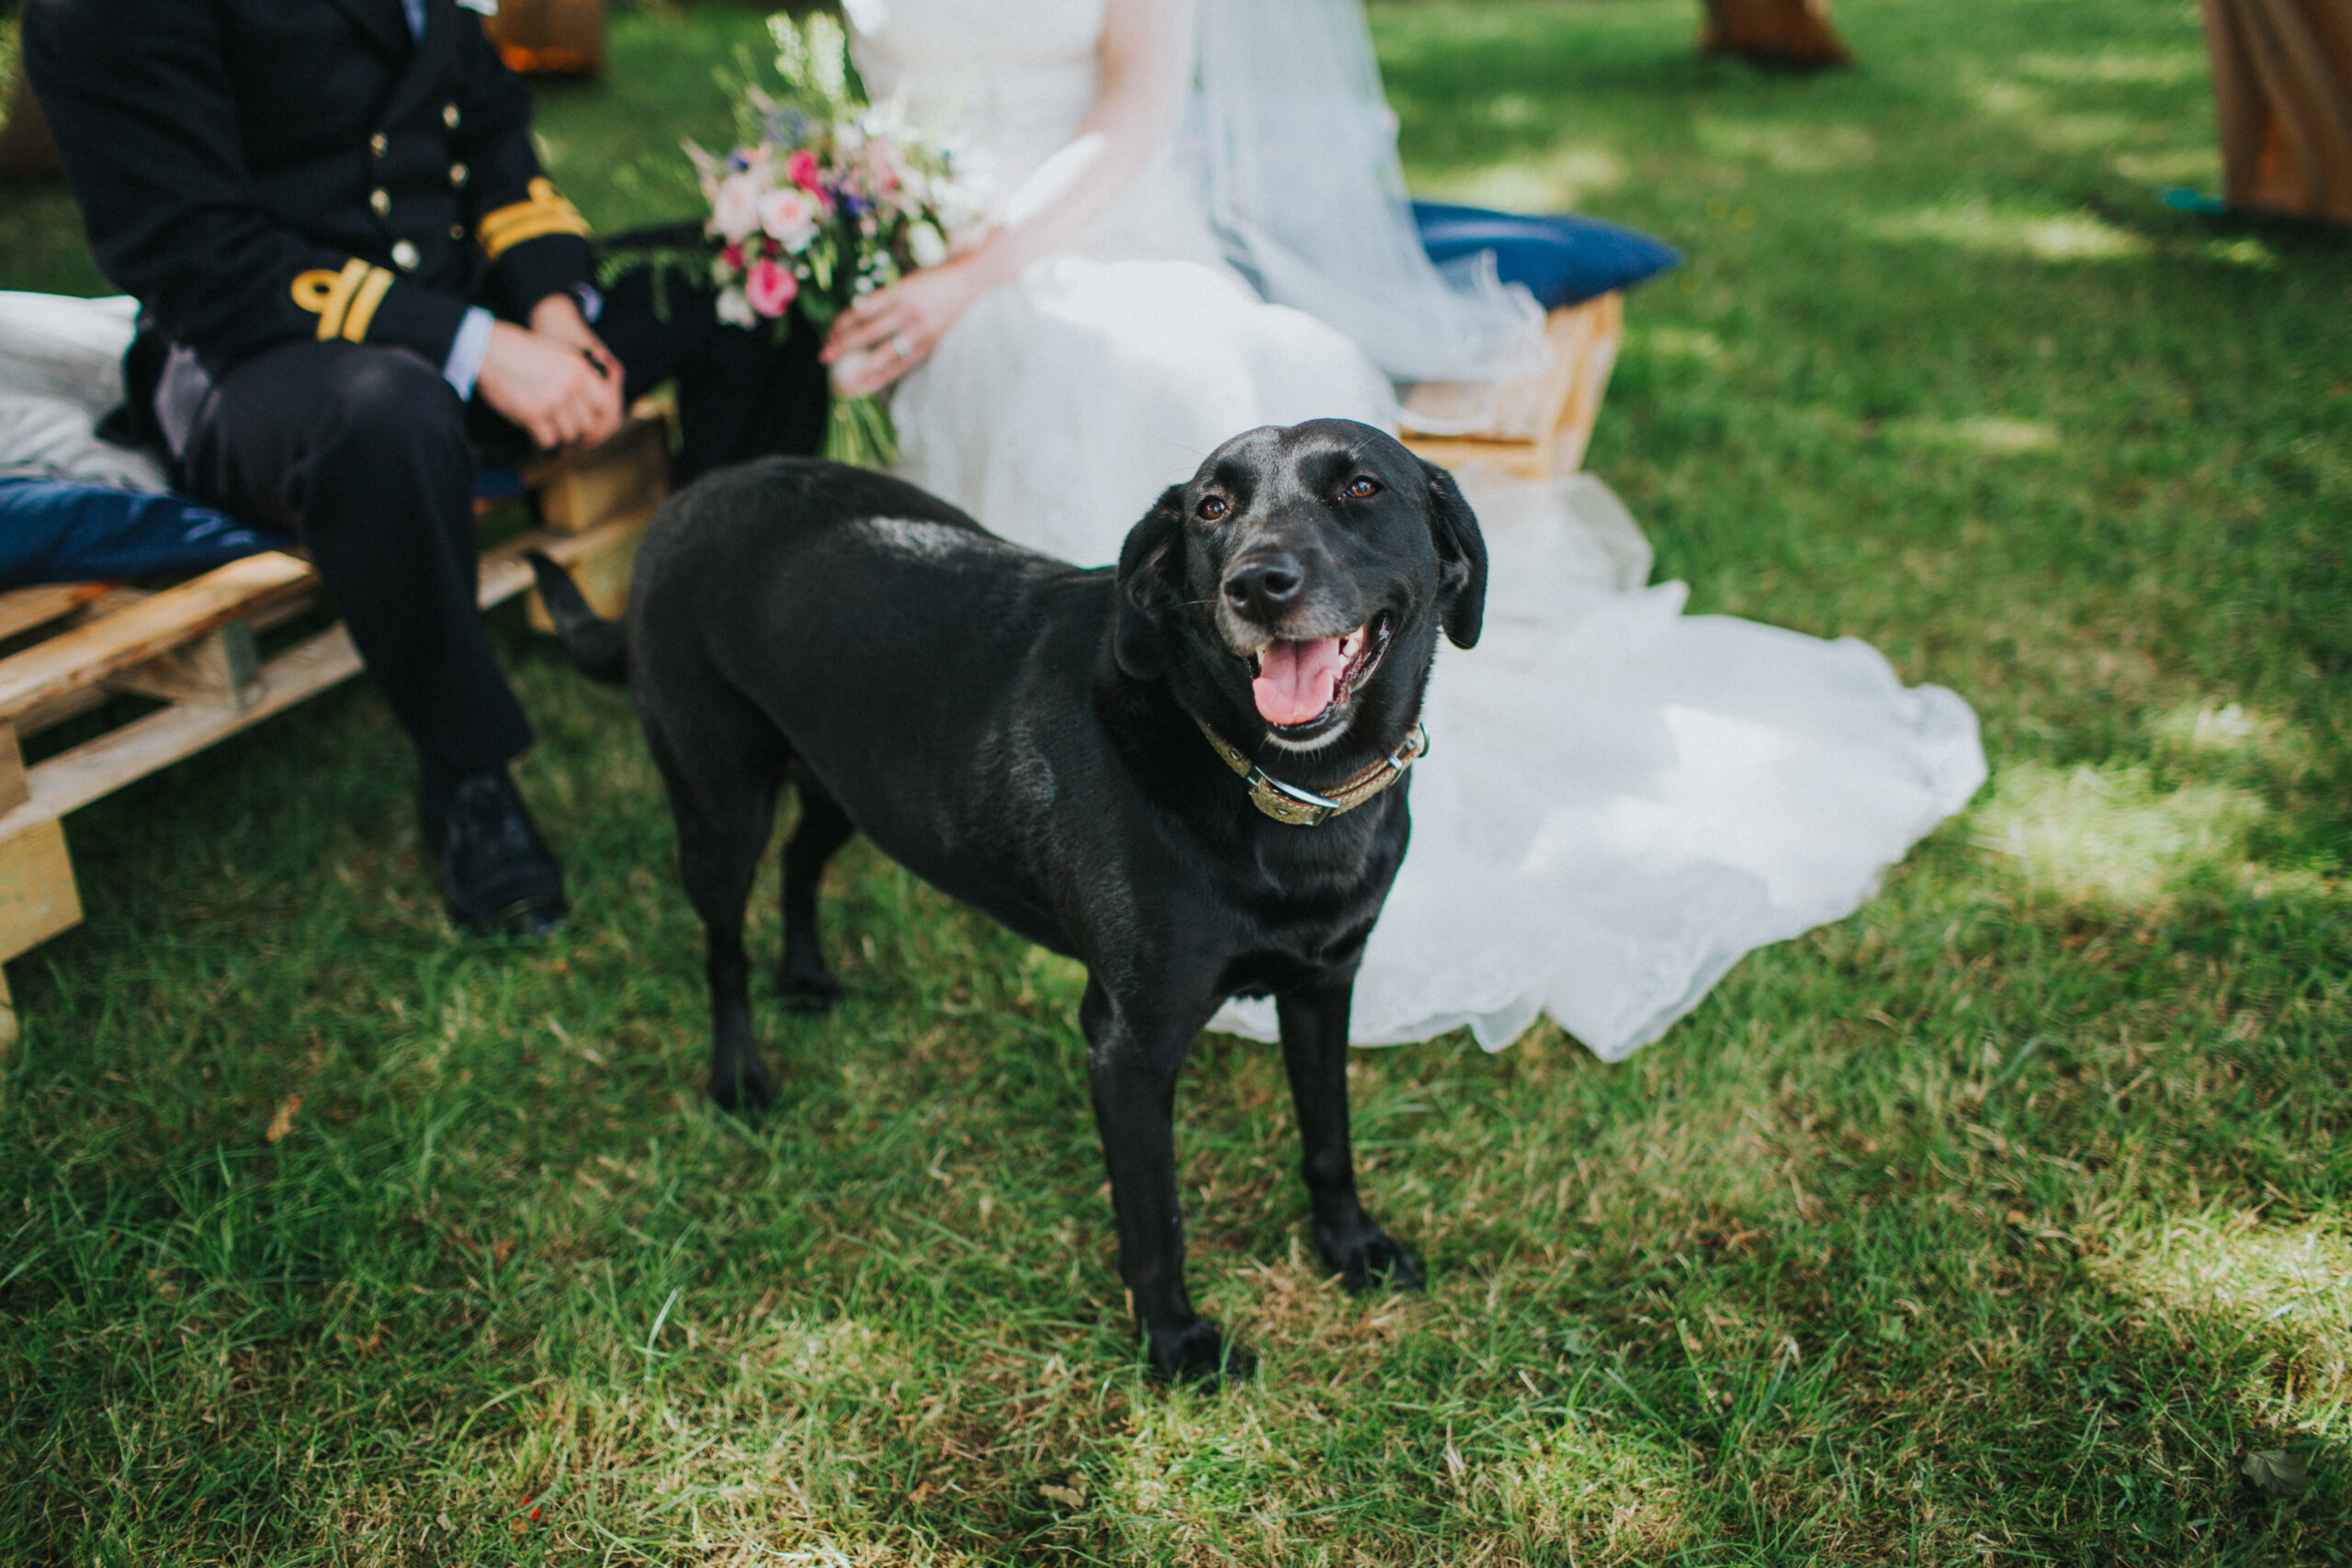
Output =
[{"x1": 1188, "y1": 0, "x2": 1548, "y2": 401}]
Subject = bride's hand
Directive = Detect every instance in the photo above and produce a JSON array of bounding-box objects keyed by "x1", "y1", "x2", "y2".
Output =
[{"x1": 821, "y1": 255, "x2": 995, "y2": 397}]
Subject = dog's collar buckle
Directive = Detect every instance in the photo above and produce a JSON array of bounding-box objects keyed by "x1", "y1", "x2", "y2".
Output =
[{"x1": 1194, "y1": 716, "x2": 1429, "y2": 828}]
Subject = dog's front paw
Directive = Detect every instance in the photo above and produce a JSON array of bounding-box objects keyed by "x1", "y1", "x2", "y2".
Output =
[
  {"x1": 1148, "y1": 1317, "x2": 1256, "y2": 1387},
  {"x1": 1321, "y1": 1224, "x2": 1424, "y2": 1294},
  {"x1": 707, "y1": 1055, "x2": 776, "y2": 1115}
]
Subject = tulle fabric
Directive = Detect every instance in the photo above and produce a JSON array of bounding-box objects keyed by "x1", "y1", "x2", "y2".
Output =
[
  {"x1": 1189, "y1": 0, "x2": 1549, "y2": 390},
  {"x1": 846, "y1": 0, "x2": 1987, "y2": 1057}
]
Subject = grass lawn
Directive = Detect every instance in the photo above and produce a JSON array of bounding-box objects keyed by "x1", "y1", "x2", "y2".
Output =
[{"x1": 4, "y1": 0, "x2": 2349, "y2": 1562}]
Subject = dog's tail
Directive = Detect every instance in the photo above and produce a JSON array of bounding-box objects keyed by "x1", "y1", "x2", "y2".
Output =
[{"x1": 525, "y1": 550, "x2": 628, "y2": 686}]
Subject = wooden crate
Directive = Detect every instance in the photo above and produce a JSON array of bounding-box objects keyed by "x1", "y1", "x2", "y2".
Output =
[
  {"x1": 0, "y1": 411, "x2": 667, "y2": 1043},
  {"x1": 1399, "y1": 292, "x2": 1624, "y2": 482}
]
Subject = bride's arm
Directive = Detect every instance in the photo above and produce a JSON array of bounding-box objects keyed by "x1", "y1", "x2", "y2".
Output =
[{"x1": 824, "y1": 0, "x2": 1197, "y2": 396}]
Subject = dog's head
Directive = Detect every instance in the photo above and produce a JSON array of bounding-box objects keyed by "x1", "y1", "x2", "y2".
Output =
[{"x1": 1113, "y1": 419, "x2": 1486, "y2": 755}]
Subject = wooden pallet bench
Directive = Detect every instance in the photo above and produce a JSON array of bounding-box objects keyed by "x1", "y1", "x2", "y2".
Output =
[
  {"x1": 0, "y1": 411, "x2": 667, "y2": 1042},
  {"x1": 1398, "y1": 292, "x2": 1624, "y2": 482}
]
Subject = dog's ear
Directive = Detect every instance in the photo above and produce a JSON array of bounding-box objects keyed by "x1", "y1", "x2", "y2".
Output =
[
  {"x1": 1419, "y1": 458, "x2": 1487, "y2": 649},
  {"x1": 1113, "y1": 485, "x2": 1188, "y2": 680}
]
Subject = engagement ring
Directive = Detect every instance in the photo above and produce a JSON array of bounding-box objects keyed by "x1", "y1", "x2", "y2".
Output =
[{"x1": 890, "y1": 333, "x2": 914, "y2": 360}]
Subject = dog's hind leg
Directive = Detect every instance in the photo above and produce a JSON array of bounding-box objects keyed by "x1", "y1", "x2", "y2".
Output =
[
  {"x1": 645, "y1": 705, "x2": 786, "y2": 1113},
  {"x1": 777, "y1": 772, "x2": 854, "y2": 1012},
  {"x1": 1276, "y1": 977, "x2": 1423, "y2": 1293}
]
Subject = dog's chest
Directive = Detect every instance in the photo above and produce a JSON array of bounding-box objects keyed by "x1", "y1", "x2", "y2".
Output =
[{"x1": 1205, "y1": 825, "x2": 1400, "y2": 992}]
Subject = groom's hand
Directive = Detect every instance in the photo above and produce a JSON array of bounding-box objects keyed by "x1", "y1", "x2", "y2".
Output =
[
  {"x1": 823, "y1": 256, "x2": 994, "y2": 397},
  {"x1": 478, "y1": 310, "x2": 624, "y2": 452}
]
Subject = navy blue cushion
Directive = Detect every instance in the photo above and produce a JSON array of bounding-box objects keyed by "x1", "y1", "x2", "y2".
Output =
[
  {"x1": 1412, "y1": 202, "x2": 1679, "y2": 310},
  {"x1": 0, "y1": 478, "x2": 293, "y2": 589},
  {"x1": 473, "y1": 461, "x2": 530, "y2": 503}
]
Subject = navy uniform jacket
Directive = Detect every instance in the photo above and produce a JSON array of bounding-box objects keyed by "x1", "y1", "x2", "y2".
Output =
[{"x1": 25, "y1": 0, "x2": 593, "y2": 389}]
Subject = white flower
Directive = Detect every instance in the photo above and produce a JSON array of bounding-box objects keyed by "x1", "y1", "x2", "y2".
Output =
[
  {"x1": 757, "y1": 186, "x2": 820, "y2": 251},
  {"x1": 709, "y1": 173, "x2": 763, "y2": 243},
  {"x1": 714, "y1": 288, "x2": 758, "y2": 329},
  {"x1": 906, "y1": 220, "x2": 947, "y2": 270}
]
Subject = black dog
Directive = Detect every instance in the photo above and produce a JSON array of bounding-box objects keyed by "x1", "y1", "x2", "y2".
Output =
[{"x1": 529, "y1": 419, "x2": 1486, "y2": 1382}]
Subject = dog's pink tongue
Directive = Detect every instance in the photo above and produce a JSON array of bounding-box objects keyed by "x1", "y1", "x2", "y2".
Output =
[{"x1": 1252, "y1": 637, "x2": 1348, "y2": 726}]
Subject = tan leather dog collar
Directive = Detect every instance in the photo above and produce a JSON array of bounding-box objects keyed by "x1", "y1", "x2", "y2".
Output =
[{"x1": 1193, "y1": 715, "x2": 1430, "y2": 828}]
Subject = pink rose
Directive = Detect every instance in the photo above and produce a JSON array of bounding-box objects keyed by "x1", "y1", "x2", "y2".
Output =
[
  {"x1": 786, "y1": 150, "x2": 824, "y2": 193},
  {"x1": 719, "y1": 241, "x2": 745, "y2": 271},
  {"x1": 756, "y1": 186, "x2": 820, "y2": 251},
  {"x1": 744, "y1": 258, "x2": 798, "y2": 319}
]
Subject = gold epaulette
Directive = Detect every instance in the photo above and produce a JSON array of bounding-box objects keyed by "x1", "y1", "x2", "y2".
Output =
[
  {"x1": 290, "y1": 258, "x2": 396, "y2": 342},
  {"x1": 476, "y1": 176, "x2": 592, "y2": 259}
]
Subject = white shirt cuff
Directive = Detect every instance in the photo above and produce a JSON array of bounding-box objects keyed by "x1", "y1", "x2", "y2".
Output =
[{"x1": 444, "y1": 307, "x2": 496, "y2": 400}]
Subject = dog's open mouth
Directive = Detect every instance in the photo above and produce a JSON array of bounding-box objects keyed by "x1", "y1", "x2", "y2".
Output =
[{"x1": 1246, "y1": 613, "x2": 1394, "y2": 729}]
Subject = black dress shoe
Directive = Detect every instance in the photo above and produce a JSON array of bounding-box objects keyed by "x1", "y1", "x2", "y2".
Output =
[{"x1": 420, "y1": 771, "x2": 569, "y2": 937}]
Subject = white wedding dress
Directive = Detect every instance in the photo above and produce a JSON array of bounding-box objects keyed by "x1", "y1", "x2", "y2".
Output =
[{"x1": 849, "y1": 0, "x2": 1987, "y2": 1058}]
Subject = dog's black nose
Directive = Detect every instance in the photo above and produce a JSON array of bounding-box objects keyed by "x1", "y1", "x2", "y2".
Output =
[{"x1": 1224, "y1": 553, "x2": 1304, "y2": 622}]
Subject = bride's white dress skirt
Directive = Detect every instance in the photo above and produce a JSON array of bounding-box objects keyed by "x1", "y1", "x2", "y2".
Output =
[
  {"x1": 854, "y1": 0, "x2": 1989, "y2": 1059},
  {"x1": 1216, "y1": 475, "x2": 1984, "y2": 1056}
]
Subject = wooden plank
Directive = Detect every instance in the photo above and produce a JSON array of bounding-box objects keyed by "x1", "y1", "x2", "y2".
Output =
[
  {"x1": 0, "y1": 512, "x2": 649, "y2": 840},
  {"x1": 0, "y1": 581, "x2": 111, "y2": 644},
  {"x1": 11, "y1": 684, "x2": 120, "y2": 744},
  {"x1": 523, "y1": 415, "x2": 667, "y2": 534},
  {"x1": 0, "y1": 726, "x2": 26, "y2": 817},
  {"x1": 0, "y1": 627, "x2": 364, "y2": 843},
  {"x1": 526, "y1": 513, "x2": 647, "y2": 630},
  {"x1": 106, "y1": 620, "x2": 264, "y2": 710},
  {"x1": 1399, "y1": 292, "x2": 1623, "y2": 483},
  {"x1": 0, "y1": 819, "x2": 82, "y2": 962},
  {"x1": 1548, "y1": 292, "x2": 1623, "y2": 477},
  {"x1": 0, "y1": 551, "x2": 316, "y2": 722},
  {"x1": 479, "y1": 502, "x2": 652, "y2": 604}
]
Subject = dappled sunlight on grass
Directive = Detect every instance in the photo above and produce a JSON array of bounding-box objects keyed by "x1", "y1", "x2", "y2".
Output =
[
  {"x1": 1972, "y1": 761, "x2": 2267, "y2": 905},
  {"x1": 1634, "y1": 325, "x2": 1728, "y2": 365},
  {"x1": 2018, "y1": 48, "x2": 2209, "y2": 86},
  {"x1": 2089, "y1": 1213, "x2": 2351, "y2": 1437},
  {"x1": 1696, "y1": 118, "x2": 1877, "y2": 173},
  {"x1": 401, "y1": 1312, "x2": 935, "y2": 1563},
  {"x1": 1443, "y1": 143, "x2": 1627, "y2": 211},
  {"x1": 2202, "y1": 235, "x2": 2283, "y2": 270},
  {"x1": 2147, "y1": 702, "x2": 2319, "y2": 779},
  {"x1": 1471, "y1": 1415, "x2": 1693, "y2": 1560},
  {"x1": 1103, "y1": 1391, "x2": 1316, "y2": 1557},
  {"x1": 1887, "y1": 416, "x2": 2062, "y2": 456},
  {"x1": 1865, "y1": 200, "x2": 2152, "y2": 262},
  {"x1": 2110, "y1": 147, "x2": 2224, "y2": 186},
  {"x1": 2033, "y1": 112, "x2": 2146, "y2": 152}
]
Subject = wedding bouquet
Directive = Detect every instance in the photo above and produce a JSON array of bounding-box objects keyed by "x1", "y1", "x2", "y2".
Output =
[{"x1": 680, "y1": 13, "x2": 978, "y2": 466}]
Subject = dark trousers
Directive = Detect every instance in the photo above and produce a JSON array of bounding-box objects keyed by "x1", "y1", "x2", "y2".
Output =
[{"x1": 173, "y1": 251, "x2": 827, "y2": 793}]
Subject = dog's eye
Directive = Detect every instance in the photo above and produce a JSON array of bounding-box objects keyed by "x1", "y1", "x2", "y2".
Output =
[
  {"x1": 1344, "y1": 476, "x2": 1381, "y2": 500},
  {"x1": 1197, "y1": 495, "x2": 1229, "y2": 521}
]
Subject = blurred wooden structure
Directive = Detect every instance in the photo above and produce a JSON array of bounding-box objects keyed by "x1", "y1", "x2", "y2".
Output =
[
  {"x1": 1400, "y1": 293, "x2": 1624, "y2": 482},
  {"x1": 1697, "y1": 0, "x2": 1853, "y2": 69},
  {"x1": 0, "y1": 411, "x2": 665, "y2": 1043},
  {"x1": 2198, "y1": 0, "x2": 2352, "y2": 225},
  {"x1": 480, "y1": 0, "x2": 609, "y2": 77}
]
